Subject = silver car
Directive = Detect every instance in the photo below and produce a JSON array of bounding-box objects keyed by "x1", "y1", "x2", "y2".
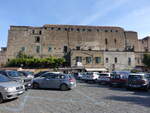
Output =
[
  {"x1": 0, "y1": 70, "x2": 32, "y2": 89},
  {"x1": 0, "y1": 74, "x2": 25, "y2": 103},
  {"x1": 32, "y1": 73, "x2": 76, "y2": 91}
]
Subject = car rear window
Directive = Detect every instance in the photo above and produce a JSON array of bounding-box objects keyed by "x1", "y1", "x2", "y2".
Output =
[
  {"x1": 129, "y1": 75, "x2": 142, "y2": 80},
  {"x1": 0, "y1": 75, "x2": 11, "y2": 82},
  {"x1": 99, "y1": 74, "x2": 109, "y2": 76},
  {"x1": 7, "y1": 71, "x2": 21, "y2": 77},
  {"x1": 145, "y1": 74, "x2": 150, "y2": 79}
]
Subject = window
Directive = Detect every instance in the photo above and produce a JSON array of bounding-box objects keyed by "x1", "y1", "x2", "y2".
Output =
[
  {"x1": 105, "y1": 30, "x2": 108, "y2": 32},
  {"x1": 128, "y1": 57, "x2": 131, "y2": 65},
  {"x1": 76, "y1": 46, "x2": 80, "y2": 50},
  {"x1": 51, "y1": 27, "x2": 54, "y2": 30},
  {"x1": 36, "y1": 46, "x2": 40, "y2": 53},
  {"x1": 82, "y1": 29, "x2": 86, "y2": 31},
  {"x1": 88, "y1": 29, "x2": 92, "y2": 32},
  {"x1": 64, "y1": 28, "x2": 68, "y2": 31},
  {"x1": 76, "y1": 56, "x2": 82, "y2": 63},
  {"x1": 95, "y1": 57, "x2": 101, "y2": 64},
  {"x1": 86, "y1": 57, "x2": 92, "y2": 64},
  {"x1": 58, "y1": 28, "x2": 61, "y2": 30},
  {"x1": 70, "y1": 28, "x2": 74, "y2": 31},
  {"x1": 21, "y1": 47, "x2": 25, "y2": 52},
  {"x1": 114, "y1": 39, "x2": 117, "y2": 44},
  {"x1": 39, "y1": 30, "x2": 42, "y2": 35},
  {"x1": 97, "y1": 29, "x2": 99, "y2": 32},
  {"x1": 63, "y1": 46, "x2": 68, "y2": 53},
  {"x1": 35, "y1": 36, "x2": 40, "y2": 43},
  {"x1": 105, "y1": 38, "x2": 108, "y2": 45},
  {"x1": 32, "y1": 30, "x2": 35, "y2": 34},
  {"x1": 48, "y1": 47, "x2": 52, "y2": 52},
  {"x1": 114, "y1": 57, "x2": 117, "y2": 63},
  {"x1": 106, "y1": 58, "x2": 109, "y2": 63},
  {"x1": 77, "y1": 28, "x2": 80, "y2": 32}
]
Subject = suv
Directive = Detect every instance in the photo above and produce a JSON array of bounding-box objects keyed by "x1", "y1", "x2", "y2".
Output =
[
  {"x1": 0, "y1": 74, "x2": 25, "y2": 103},
  {"x1": 32, "y1": 73, "x2": 76, "y2": 91},
  {"x1": 109, "y1": 71, "x2": 130, "y2": 87},
  {"x1": 126, "y1": 73, "x2": 149, "y2": 91},
  {"x1": 97, "y1": 73, "x2": 112, "y2": 85},
  {"x1": 0, "y1": 70, "x2": 31, "y2": 90}
]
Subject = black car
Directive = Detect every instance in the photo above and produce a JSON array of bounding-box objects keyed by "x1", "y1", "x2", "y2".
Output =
[{"x1": 126, "y1": 73, "x2": 149, "y2": 91}]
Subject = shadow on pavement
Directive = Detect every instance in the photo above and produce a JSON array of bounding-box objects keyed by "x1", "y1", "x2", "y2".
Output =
[{"x1": 104, "y1": 95, "x2": 150, "y2": 108}]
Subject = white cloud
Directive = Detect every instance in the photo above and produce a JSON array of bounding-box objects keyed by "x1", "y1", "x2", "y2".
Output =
[
  {"x1": 113, "y1": 6, "x2": 150, "y2": 38},
  {"x1": 79, "y1": 0, "x2": 130, "y2": 25}
]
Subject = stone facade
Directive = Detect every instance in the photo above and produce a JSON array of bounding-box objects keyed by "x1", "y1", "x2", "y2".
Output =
[
  {"x1": 0, "y1": 24, "x2": 149, "y2": 70},
  {"x1": 70, "y1": 50, "x2": 104, "y2": 68},
  {"x1": 104, "y1": 51, "x2": 135, "y2": 71},
  {"x1": 0, "y1": 48, "x2": 7, "y2": 67},
  {"x1": 6, "y1": 25, "x2": 138, "y2": 59},
  {"x1": 138, "y1": 36, "x2": 150, "y2": 52}
]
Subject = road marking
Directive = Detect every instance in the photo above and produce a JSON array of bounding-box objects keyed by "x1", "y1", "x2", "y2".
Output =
[
  {"x1": 75, "y1": 89, "x2": 109, "y2": 107},
  {"x1": 0, "y1": 92, "x2": 30, "y2": 112}
]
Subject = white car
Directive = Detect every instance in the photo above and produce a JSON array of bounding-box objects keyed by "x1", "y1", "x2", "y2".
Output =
[
  {"x1": 84, "y1": 72, "x2": 100, "y2": 82},
  {"x1": 97, "y1": 73, "x2": 112, "y2": 84}
]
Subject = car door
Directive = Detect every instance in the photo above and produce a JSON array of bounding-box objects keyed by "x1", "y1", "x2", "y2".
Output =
[{"x1": 43, "y1": 74, "x2": 61, "y2": 89}]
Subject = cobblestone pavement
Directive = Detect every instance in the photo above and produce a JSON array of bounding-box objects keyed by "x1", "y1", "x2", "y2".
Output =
[{"x1": 0, "y1": 81, "x2": 150, "y2": 113}]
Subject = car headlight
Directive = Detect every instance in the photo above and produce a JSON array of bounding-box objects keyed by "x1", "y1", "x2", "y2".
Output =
[{"x1": 4, "y1": 87, "x2": 16, "y2": 92}]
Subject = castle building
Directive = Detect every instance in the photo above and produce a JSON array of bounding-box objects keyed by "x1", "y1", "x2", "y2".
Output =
[{"x1": 0, "y1": 24, "x2": 150, "y2": 71}]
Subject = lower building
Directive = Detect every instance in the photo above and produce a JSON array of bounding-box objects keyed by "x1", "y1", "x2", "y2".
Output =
[{"x1": 104, "y1": 51, "x2": 135, "y2": 71}]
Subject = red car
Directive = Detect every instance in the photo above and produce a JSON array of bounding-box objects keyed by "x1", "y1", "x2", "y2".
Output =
[{"x1": 109, "y1": 71, "x2": 130, "y2": 87}]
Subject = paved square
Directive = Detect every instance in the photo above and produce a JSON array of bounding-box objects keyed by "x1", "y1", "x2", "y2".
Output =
[{"x1": 0, "y1": 82, "x2": 150, "y2": 113}]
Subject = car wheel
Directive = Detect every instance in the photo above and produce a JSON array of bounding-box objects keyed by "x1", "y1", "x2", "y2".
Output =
[
  {"x1": 32, "y1": 83, "x2": 39, "y2": 89},
  {"x1": 0, "y1": 94, "x2": 3, "y2": 104},
  {"x1": 109, "y1": 83, "x2": 113, "y2": 87},
  {"x1": 60, "y1": 84, "x2": 69, "y2": 91}
]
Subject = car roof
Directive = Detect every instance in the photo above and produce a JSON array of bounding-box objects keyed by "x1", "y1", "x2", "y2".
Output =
[{"x1": 129, "y1": 73, "x2": 146, "y2": 76}]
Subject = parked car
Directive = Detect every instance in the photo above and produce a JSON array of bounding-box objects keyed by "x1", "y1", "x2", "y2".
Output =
[
  {"x1": 74, "y1": 72, "x2": 85, "y2": 80},
  {"x1": 34, "y1": 71, "x2": 49, "y2": 78},
  {"x1": 0, "y1": 74, "x2": 25, "y2": 103},
  {"x1": 19, "y1": 71, "x2": 34, "y2": 79},
  {"x1": 126, "y1": 73, "x2": 149, "y2": 91},
  {"x1": 32, "y1": 73, "x2": 76, "y2": 91},
  {"x1": 0, "y1": 70, "x2": 31, "y2": 90},
  {"x1": 97, "y1": 73, "x2": 112, "y2": 85},
  {"x1": 80, "y1": 72, "x2": 88, "y2": 81},
  {"x1": 109, "y1": 71, "x2": 130, "y2": 87},
  {"x1": 84, "y1": 72, "x2": 100, "y2": 82}
]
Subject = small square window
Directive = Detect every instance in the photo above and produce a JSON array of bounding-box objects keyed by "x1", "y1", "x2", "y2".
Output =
[
  {"x1": 35, "y1": 36, "x2": 40, "y2": 43},
  {"x1": 48, "y1": 47, "x2": 52, "y2": 52},
  {"x1": 77, "y1": 28, "x2": 80, "y2": 32},
  {"x1": 58, "y1": 28, "x2": 61, "y2": 30}
]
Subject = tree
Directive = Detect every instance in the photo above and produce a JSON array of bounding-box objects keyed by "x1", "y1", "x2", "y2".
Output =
[
  {"x1": 142, "y1": 54, "x2": 150, "y2": 68},
  {"x1": 6, "y1": 53, "x2": 66, "y2": 68}
]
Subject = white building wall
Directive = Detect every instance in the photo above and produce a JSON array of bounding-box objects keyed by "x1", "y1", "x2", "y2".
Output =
[{"x1": 104, "y1": 52, "x2": 135, "y2": 71}]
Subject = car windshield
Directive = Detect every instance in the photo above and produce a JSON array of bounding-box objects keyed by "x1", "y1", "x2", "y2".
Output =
[
  {"x1": 129, "y1": 75, "x2": 142, "y2": 80},
  {"x1": 99, "y1": 74, "x2": 109, "y2": 76},
  {"x1": 0, "y1": 75, "x2": 11, "y2": 82},
  {"x1": 145, "y1": 74, "x2": 150, "y2": 79},
  {"x1": 7, "y1": 71, "x2": 21, "y2": 77}
]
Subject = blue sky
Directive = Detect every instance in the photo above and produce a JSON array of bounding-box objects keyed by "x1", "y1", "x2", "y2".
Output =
[{"x1": 0, "y1": 0, "x2": 150, "y2": 48}]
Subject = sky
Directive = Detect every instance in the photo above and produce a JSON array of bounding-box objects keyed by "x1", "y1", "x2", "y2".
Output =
[{"x1": 0, "y1": 0, "x2": 150, "y2": 48}]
